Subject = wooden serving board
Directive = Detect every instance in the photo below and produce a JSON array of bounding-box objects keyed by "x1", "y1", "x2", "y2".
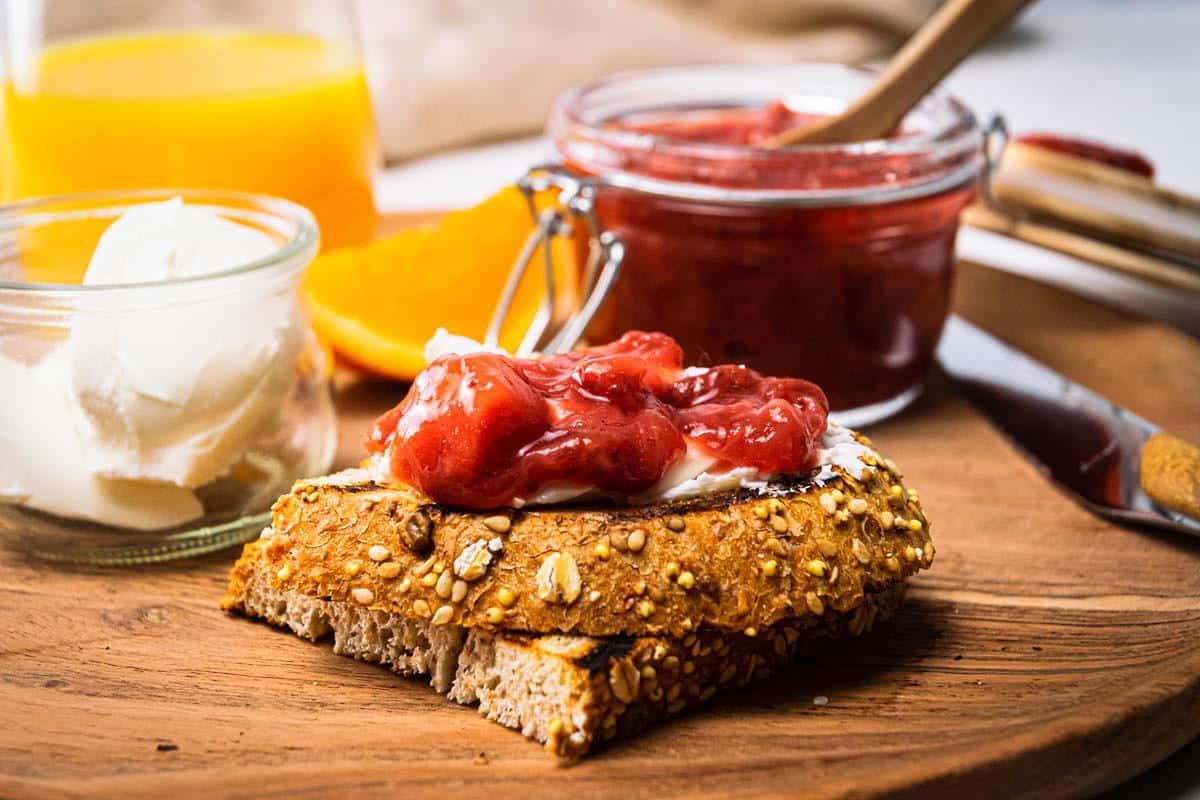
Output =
[{"x1": 2, "y1": 258, "x2": 1199, "y2": 799}]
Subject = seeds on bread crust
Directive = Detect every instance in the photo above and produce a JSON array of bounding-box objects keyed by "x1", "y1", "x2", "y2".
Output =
[
  {"x1": 401, "y1": 509, "x2": 434, "y2": 555},
  {"x1": 454, "y1": 539, "x2": 493, "y2": 581},
  {"x1": 236, "y1": 438, "x2": 932, "y2": 639},
  {"x1": 537, "y1": 552, "x2": 583, "y2": 605}
]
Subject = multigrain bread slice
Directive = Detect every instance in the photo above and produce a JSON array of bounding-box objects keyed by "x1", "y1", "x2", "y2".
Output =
[
  {"x1": 232, "y1": 561, "x2": 907, "y2": 758},
  {"x1": 223, "y1": 432, "x2": 933, "y2": 757},
  {"x1": 223, "y1": 455, "x2": 933, "y2": 639}
]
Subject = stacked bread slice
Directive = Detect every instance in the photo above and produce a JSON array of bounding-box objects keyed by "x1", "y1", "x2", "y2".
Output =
[{"x1": 222, "y1": 433, "x2": 933, "y2": 758}]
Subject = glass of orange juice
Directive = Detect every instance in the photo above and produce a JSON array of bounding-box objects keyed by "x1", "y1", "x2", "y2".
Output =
[{"x1": 0, "y1": 1, "x2": 379, "y2": 257}]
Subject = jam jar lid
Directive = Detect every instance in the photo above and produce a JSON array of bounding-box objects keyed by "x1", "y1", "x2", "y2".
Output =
[{"x1": 548, "y1": 63, "x2": 983, "y2": 208}]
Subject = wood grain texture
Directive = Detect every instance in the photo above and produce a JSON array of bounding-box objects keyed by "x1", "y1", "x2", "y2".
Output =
[{"x1": 2, "y1": 259, "x2": 1199, "y2": 800}]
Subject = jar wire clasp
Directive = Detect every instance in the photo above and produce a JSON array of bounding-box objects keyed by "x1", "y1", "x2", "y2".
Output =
[
  {"x1": 979, "y1": 113, "x2": 1013, "y2": 216},
  {"x1": 485, "y1": 165, "x2": 624, "y2": 356}
]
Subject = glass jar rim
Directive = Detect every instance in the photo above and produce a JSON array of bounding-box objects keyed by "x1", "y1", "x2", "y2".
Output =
[
  {"x1": 549, "y1": 63, "x2": 983, "y2": 206},
  {"x1": 0, "y1": 188, "x2": 319, "y2": 295}
]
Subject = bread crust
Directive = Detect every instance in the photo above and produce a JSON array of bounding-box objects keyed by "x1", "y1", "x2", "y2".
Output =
[{"x1": 223, "y1": 449, "x2": 933, "y2": 638}]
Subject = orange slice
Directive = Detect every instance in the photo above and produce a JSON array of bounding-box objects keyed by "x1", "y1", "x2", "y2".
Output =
[{"x1": 303, "y1": 187, "x2": 576, "y2": 380}]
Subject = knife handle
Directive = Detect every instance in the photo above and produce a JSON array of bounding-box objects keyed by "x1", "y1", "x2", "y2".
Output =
[{"x1": 1140, "y1": 433, "x2": 1200, "y2": 521}]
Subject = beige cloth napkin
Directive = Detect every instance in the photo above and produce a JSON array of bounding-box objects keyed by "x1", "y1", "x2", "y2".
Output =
[
  {"x1": 360, "y1": 0, "x2": 938, "y2": 161},
  {"x1": 44, "y1": 0, "x2": 937, "y2": 161}
]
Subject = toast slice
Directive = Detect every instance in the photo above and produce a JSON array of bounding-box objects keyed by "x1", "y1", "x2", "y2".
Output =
[
  {"x1": 223, "y1": 433, "x2": 932, "y2": 758},
  {"x1": 224, "y1": 455, "x2": 931, "y2": 639},
  {"x1": 231, "y1": 556, "x2": 906, "y2": 758}
]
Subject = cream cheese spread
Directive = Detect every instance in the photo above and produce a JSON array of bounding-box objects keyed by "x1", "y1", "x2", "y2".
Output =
[
  {"x1": 70, "y1": 198, "x2": 302, "y2": 488},
  {"x1": 505, "y1": 421, "x2": 877, "y2": 507},
  {"x1": 0, "y1": 198, "x2": 300, "y2": 529}
]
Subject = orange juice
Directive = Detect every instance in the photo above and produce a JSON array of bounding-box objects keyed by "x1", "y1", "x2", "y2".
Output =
[{"x1": 2, "y1": 31, "x2": 378, "y2": 250}]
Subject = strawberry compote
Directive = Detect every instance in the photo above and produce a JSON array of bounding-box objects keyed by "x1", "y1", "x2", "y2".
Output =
[
  {"x1": 367, "y1": 332, "x2": 829, "y2": 510},
  {"x1": 549, "y1": 64, "x2": 983, "y2": 423}
]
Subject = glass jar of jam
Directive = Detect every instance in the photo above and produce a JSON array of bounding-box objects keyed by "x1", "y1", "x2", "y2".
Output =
[{"x1": 546, "y1": 64, "x2": 983, "y2": 425}]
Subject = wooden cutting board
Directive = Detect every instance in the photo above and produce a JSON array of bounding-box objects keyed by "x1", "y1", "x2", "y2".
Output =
[{"x1": 1, "y1": 256, "x2": 1199, "y2": 800}]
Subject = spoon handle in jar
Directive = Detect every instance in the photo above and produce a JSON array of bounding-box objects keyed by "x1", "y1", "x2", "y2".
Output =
[{"x1": 766, "y1": 0, "x2": 1035, "y2": 147}]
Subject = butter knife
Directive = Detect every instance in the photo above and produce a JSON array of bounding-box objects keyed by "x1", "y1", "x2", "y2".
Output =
[{"x1": 936, "y1": 315, "x2": 1200, "y2": 537}]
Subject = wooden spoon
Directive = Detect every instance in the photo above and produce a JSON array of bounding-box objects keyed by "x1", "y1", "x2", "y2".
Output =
[{"x1": 764, "y1": 0, "x2": 1035, "y2": 148}]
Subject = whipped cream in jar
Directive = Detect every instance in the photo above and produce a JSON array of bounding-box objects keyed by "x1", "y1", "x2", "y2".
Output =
[{"x1": 0, "y1": 190, "x2": 336, "y2": 563}]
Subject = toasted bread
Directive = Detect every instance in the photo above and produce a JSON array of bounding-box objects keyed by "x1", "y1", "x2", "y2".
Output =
[
  {"x1": 224, "y1": 459, "x2": 931, "y2": 638},
  {"x1": 232, "y1": 560, "x2": 906, "y2": 758},
  {"x1": 223, "y1": 432, "x2": 932, "y2": 757}
]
